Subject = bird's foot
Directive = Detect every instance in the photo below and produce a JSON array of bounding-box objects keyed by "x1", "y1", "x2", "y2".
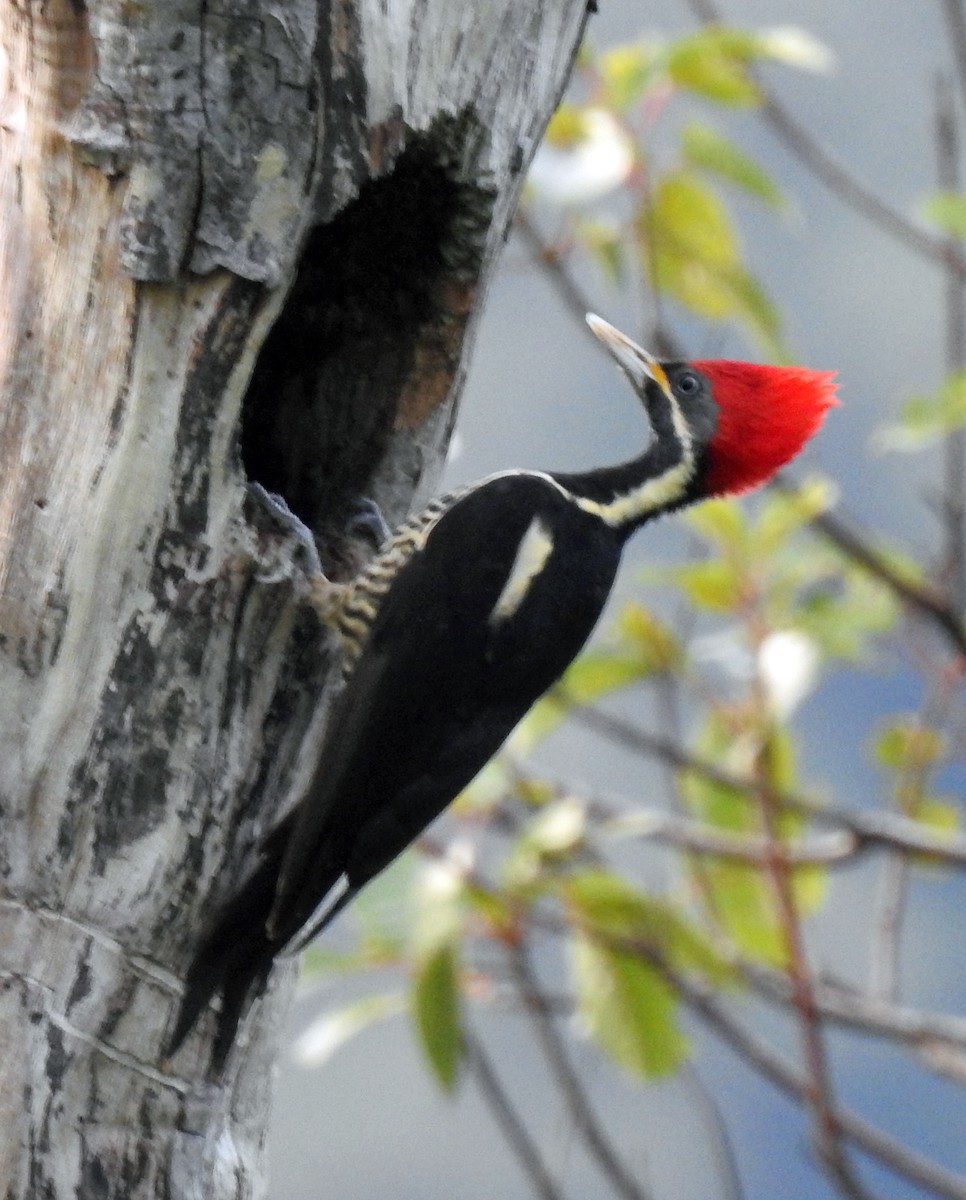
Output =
[
  {"x1": 245, "y1": 482, "x2": 324, "y2": 584},
  {"x1": 345, "y1": 496, "x2": 392, "y2": 552},
  {"x1": 244, "y1": 485, "x2": 392, "y2": 622}
]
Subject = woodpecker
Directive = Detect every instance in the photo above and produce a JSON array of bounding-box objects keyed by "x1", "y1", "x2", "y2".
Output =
[{"x1": 165, "y1": 315, "x2": 837, "y2": 1070}]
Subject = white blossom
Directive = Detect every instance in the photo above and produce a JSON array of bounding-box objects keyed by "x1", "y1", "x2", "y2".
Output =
[{"x1": 528, "y1": 109, "x2": 634, "y2": 206}]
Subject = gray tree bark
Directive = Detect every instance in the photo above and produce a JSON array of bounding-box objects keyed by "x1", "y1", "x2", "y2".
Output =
[{"x1": 0, "y1": 0, "x2": 590, "y2": 1195}]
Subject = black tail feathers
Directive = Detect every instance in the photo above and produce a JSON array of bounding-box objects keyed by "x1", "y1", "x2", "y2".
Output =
[
  {"x1": 165, "y1": 812, "x2": 361, "y2": 1074},
  {"x1": 164, "y1": 852, "x2": 283, "y2": 1074}
]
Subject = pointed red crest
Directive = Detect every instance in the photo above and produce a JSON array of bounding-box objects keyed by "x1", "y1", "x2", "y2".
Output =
[{"x1": 693, "y1": 360, "x2": 839, "y2": 497}]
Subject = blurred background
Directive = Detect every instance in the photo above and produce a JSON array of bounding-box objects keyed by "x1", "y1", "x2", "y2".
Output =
[{"x1": 270, "y1": 2, "x2": 966, "y2": 1197}]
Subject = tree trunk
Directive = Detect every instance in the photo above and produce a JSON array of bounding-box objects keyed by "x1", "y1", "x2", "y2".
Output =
[{"x1": 0, "y1": 0, "x2": 590, "y2": 1194}]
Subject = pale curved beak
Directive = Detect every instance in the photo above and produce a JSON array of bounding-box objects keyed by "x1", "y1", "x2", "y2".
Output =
[{"x1": 586, "y1": 313, "x2": 672, "y2": 400}]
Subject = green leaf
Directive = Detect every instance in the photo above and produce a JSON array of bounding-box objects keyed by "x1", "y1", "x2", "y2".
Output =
[
  {"x1": 681, "y1": 121, "x2": 784, "y2": 207},
  {"x1": 875, "y1": 369, "x2": 966, "y2": 452},
  {"x1": 503, "y1": 796, "x2": 588, "y2": 890},
  {"x1": 789, "y1": 554, "x2": 901, "y2": 660},
  {"x1": 910, "y1": 798, "x2": 961, "y2": 871},
  {"x1": 907, "y1": 797, "x2": 961, "y2": 871},
  {"x1": 674, "y1": 558, "x2": 745, "y2": 611},
  {"x1": 564, "y1": 869, "x2": 735, "y2": 985},
  {"x1": 665, "y1": 25, "x2": 832, "y2": 103},
  {"x1": 412, "y1": 943, "x2": 462, "y2": 1089},
  {"x1": 599, "y1": 41, "x2": 660, "y2": 110},
  {"x1": 684, "y1": 496, "x2": 751, "y2": 551},
  {"x1": 571, "y1": 932, "x2": 687, "y2": 1077},
  {"x1": 576, "y1": 217, "x2": 627, "y2": 285},
  {"x1": 874, "y1": 719, "x2": 945, "y2": 771},
  {"x1": 616, "y1": 602, "x2": 682, "y2": 671},
  {"x1": 667, "y1": 28, "x2": 762, "y2": 106},
  {"x1": 923, "y1": 190, "x2": 966, "y2": 239},
  {"x1": 915, "y1": 796, "x2": 960, "y2": 833},
  {"x1": 641, "y1": 170, "x2": 784, "y2": 354},
  {"x1": 543, "y1": 102, "x2": 591, "y2": 148},
  {"x1": 646, "y1": 169, "x2": 740, "y2": 272},
  {"x1": 678, "y1": 716, "x2": 824, "y2": 962},
  {"x1": 753, "y1": 475, "x2": 836, "y2": 556},
  {"x1": 700, "y1": 858, "x2": 786, "y2": 964},
  {"x1": 561, "y1": 648, "x2": 653, "y2": 700}
]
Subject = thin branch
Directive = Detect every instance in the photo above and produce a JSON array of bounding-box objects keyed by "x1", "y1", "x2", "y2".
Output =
[
  {"x1": 866, "y1": 853, "x2": 908, "y2": 1003},
  {"x1": 463, "y1": 1027, "x2": 565, "y2": 1200},
  {"x1": 600, "y1": 806, "x2": 857, "y2": 865},
  {"x1": 683, "y1": 0, "x2": 966, "y2": 279},
  {"x1": 941, "y1": 0, "x2": 966, "y2": 124},
  {"x1": 416, "y1": 837, "x2": 966, "y2": 1196},
  {"x1": 520, "y1": 967, "x2": 966, "y2": 1074},
  {"x1": 772, "y1": 475, "x2": 966, "y2": 660},
  {"x1": 750, "y1": 719, "x2": 870, "y2": 1198},
  {"x1": 527, "y1": 907, "x2": 966, "y2": 1199},
  {"x1": 936, "y1": 71, "x2": 966, "y2": 613},
  {"x1": 558, "y1": 701, "x2": 966, "y2": 865},
  {"x1": 514, "y1": 208, "x2": 687, "y2": 359},
  {"x1": 740, "y1": 961, "x2": 966, "y2": 1061},
  {"x1": 678, "y1": 1063, "x2": 746, "y2": 1200},
  {"x1": 661, "y1": 961, "x2": 966, "y2": 1200},
  {"x1": 515, "y1": 209, "x2": 597, "y2": 327},
  {"x1": 508, "y1": 940, "x2": 656, "y2": 1200}
]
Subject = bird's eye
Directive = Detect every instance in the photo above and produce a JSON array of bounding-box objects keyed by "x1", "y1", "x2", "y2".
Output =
[{"x1": 676, "y1": 371, "x2": 701, "y2": 397}]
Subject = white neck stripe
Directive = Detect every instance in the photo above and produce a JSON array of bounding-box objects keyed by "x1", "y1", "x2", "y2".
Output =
[
  {"x1": 449, "y1": 394, "x2": 696, "y2": 531},
  {"x1": 575, "y1": 396, "x2": 696, "y2": 527}
]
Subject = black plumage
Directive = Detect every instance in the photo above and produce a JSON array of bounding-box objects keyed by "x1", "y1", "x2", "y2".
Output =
[{"x1": 164, "y1": 315, "x2": 835, "y2": 1071}]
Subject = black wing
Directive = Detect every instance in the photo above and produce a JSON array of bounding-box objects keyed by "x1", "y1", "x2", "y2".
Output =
[
  {"x1": 167, "y1": 474, "x2": 621, "y2": 1069},
  {"x1": 270, "y1": 473, "x2": 622, "y2": 942}
]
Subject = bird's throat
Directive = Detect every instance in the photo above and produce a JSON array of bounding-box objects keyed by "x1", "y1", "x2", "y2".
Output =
[{"x1": 553, "y1": 427, "x2": 697, "y2": 534}]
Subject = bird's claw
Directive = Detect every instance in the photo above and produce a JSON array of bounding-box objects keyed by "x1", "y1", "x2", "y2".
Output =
[
  {"x1": 345, "y1": 496, "x2": 391, "y2": 552},
  {"x1": 246, "y1": 482, "x2": 324, "y2": 583}
]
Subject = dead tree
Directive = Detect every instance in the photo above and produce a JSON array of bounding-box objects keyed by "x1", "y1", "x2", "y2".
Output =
[{"x1": 0, "y1": 1, "x2": 591, "y2": 1194}]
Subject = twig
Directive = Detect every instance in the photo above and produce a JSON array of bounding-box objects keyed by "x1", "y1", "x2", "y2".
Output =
[
  {"x1": 678, "y1": 1063, "x2": 746, "y2": 1200},
  {"x1": 772, "y1": 475, "x2": 966, "y2": 660},
  {"x1": 415, "y1": 839, "x2": 966, "y2": 1196},
  {"x1": 514, "y1": 208, "x2": 687, "y2": 359},
  {"x1": 600, "y1": 806, "x2": 857, "y2": 865},
  {"x1": 683, "y1": 0, "x2": 966, "y2": 279},
  {"x1": 508, "y1": 939, "x2": 656, "y2": 1200},
  {"x1": 750, "y1": 713, "x2": 870, "y2": 1198},
  {"x1": 660, "y1": 960, "x2": 966, "y2": 1200},
  {"x1": 941, "y1": 0, "x2": 966, "y2": 125},
  {"x1": 528, "y1": 906, "x2": 966, "y2": 1199},
  {"x1": 936, "y1": 71, "x2": 966, "y2": 613},
  {"x1": 463, "y1": 1027, "x2": 564, "y2": 1200},
  {"x1": 867, "y1": 853, "x2": 908, "y2": 1003},
  {"x1": 514, "y1": 209, "x2": 598, "y2": 327},
  {"x1": 740, "y1": 961, "x2": 966, "y2": 1059},
  {"x1": 558, "y1": 701, "x2": 966, "y2": 865}
]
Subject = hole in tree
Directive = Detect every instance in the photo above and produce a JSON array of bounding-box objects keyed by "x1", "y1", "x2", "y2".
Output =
[{"x1": 240, "y1": 113, "x2": 494, "y2": 575}]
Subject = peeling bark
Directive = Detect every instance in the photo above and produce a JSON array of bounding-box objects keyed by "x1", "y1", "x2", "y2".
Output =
[{"x1": 0, "y1": 0, "x2": 590, "y2": 1194}]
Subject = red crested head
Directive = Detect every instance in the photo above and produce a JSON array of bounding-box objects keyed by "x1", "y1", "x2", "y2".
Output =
[{"x1": 692, "y1": 359, "x2": 839, "y2": 497}]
